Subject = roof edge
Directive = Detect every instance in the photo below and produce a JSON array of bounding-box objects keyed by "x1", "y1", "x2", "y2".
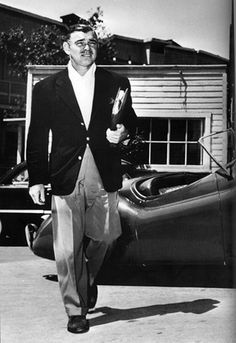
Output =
[{"x1": 0, "y1": 3, "x2": 63, "y2": 26}]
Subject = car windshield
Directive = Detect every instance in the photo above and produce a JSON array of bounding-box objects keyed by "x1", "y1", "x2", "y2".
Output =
[{"x1": 198, "y1": 128, "x2": 235, "y2": 176}]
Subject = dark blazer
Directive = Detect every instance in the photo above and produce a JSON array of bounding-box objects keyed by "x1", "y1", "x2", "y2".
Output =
[{"x1": 26, "y1": 67, "x2": 137, "y2": 195}]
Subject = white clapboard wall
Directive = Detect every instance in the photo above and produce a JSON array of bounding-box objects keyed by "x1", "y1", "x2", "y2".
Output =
[{"x1": 26, "y1": 65, "x2": 228, "y2": 172}]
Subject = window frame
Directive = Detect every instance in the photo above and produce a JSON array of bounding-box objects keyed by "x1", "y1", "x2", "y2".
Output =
[{"x1": 137, "y1": 111, "x2": 211, "y2": 172}]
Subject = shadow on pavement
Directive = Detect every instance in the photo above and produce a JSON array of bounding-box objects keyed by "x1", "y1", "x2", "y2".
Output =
[{"x1": 89, "y1": 298, "x2": 220, "y2": 327}]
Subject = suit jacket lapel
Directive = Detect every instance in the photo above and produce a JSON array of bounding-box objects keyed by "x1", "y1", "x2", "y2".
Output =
[
  {"x1": 90, "y1": 68, "x2": 110, "y2": 125},
  {"x1": 55, "y1": 69, "x2": 84, "y2": 122},
  {"x1": 55, "y1": 67, "x2": 113, "y2": 126}
]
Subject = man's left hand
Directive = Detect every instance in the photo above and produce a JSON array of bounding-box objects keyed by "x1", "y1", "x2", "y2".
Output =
[{"x1": 106, "y1": 124, "x2": 128, "y2": 144}]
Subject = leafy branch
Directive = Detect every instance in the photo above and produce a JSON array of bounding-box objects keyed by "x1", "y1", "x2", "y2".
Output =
[{"x1": 0, "y1": 7, "x2": 116, "y2": 77}]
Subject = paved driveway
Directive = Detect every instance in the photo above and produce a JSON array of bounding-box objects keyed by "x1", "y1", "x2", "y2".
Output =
[{"x1": 0, "y1": 247, "x2": 235, "y2": 343}]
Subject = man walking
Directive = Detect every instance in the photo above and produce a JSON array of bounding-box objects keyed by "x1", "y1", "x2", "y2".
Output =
[{"x1": 26, "y1": 24, "x2": 136, "y2": 333}]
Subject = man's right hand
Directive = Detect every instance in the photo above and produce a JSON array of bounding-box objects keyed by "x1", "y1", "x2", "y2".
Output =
[{"x1": 29, "y1": 184, "x2": 45, "y2": 205}]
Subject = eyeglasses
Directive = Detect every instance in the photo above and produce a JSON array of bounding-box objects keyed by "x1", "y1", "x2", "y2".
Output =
[{"x1": 69, "y1": 39, "x2": 98, "y2": 48}]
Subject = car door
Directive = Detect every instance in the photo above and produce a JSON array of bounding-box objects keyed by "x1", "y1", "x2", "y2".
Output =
[{"x1": 136, "y1": 173, "x2": 225, "y2": 265}]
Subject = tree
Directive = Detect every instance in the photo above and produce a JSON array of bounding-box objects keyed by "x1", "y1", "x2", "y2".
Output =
[
  {"x1": 0, "y1": 25, "x2": 67, "y2": 77},
  {"x1": 0, "y1": 7, "x2": 116, "y2": 77},
  {"x1": 87, "y1": 7, "x2": 116, "y2": 64}
]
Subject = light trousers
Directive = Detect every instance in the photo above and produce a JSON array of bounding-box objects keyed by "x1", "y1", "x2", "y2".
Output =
[{"x1": 51, "y1": 146, "x2": 121, "y2": 316}]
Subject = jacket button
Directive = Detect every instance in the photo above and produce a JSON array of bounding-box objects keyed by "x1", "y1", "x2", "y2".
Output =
[
  {"x1": 86, "y1": 137, "x2": 90, "y2": 141},
  {"x1": 78, "y1": 156, "x2": 82, "y2": 160},
  {"x1": 81, "y1": 122, "x2": 84, "y2": 126}
]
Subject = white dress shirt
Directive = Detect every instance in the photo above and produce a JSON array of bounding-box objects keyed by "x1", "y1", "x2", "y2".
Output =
[{"x1": 68, "y1": 61, "x2": 96, "y2": 129}]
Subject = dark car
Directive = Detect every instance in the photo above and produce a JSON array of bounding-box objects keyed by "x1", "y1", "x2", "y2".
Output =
[
  {"x1": 24, "y1": 130, "x2": 236, "y2": 267},
  {"x1": 0, "y1": 160, "x2": 156, "y2": 245},
  {"x1": 0, "y1": 162, "x2": 51, "y2": 245}
]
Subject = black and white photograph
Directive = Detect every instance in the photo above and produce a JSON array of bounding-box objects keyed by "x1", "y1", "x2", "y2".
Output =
[{"x1": 0, "y1": 0, "x2": 235, "y2": 342}]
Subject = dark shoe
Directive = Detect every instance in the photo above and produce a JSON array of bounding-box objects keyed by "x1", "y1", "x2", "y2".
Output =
[
  {"x1": 67, "y1": 315, "x2": 89, "y2": 334},
  {"x1": 88, "y1": 283, "x2": 98, "y2": 309}
]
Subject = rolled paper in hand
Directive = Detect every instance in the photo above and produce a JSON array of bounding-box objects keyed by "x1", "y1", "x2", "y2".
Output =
[{"x1": 110, "y1": 87, "x2": 128, "y2": 130}]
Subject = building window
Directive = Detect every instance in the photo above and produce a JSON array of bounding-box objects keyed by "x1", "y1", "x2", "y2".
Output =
[{"x1": 136, "y1": 117, "x2": 205, "y2": 169}]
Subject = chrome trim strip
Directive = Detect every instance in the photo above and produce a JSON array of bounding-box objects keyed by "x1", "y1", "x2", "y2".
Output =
[{"x1": 0, "y1": 209, "x2": 51, "y2": 214}]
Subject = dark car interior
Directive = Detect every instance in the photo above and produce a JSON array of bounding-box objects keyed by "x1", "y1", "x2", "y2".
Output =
[{"x1": 136, "y1": 172, "x2": 209, "y2": 197}]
